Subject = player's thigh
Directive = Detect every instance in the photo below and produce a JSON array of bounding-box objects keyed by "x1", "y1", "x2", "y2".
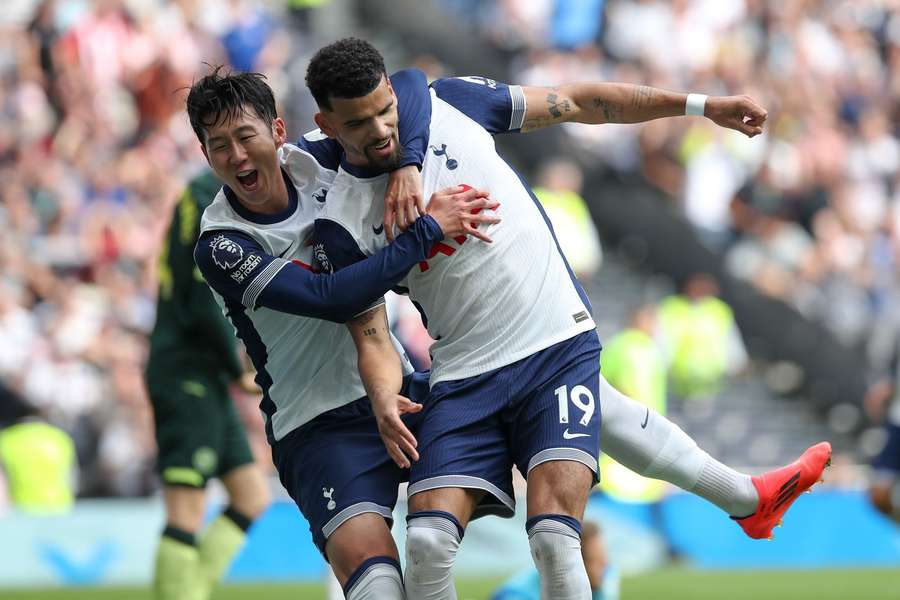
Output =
[
  {"x1": 272, "y1": 398, "x2": 407, "y2": 559},
  {"x1": 326, "y1": 512, "x2": 399, "y2": 585},
  {"x1": 509, "y1": 331, "x2": 602, "y2": 492},
  {"x1": 410, "y1": 376, "x2": 516, "y2": 522},
  {"x1": 526, "y1": 459, "x2": 593, "y2": 519},
  {"x1": 150, "y1": 375, "x2": 228, "y2": 490},
  {"x1": 407, "y1": 487, "x2": 485, "y2": 529},
  {"x1": 220, "y1": 462, "x2": 270, "y2": 519}
]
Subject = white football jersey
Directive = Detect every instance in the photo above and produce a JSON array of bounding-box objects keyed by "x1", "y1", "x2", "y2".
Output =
[
  {"x1": 198, "y1": 143, "x2": 413, "y2": 441},
  {"x1": 318, "y1": 84, "x2": 596, "y2": 386}
]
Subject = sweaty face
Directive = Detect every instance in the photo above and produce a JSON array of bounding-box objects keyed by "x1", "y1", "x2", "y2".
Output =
[
  {"x1": 316, "y1": 75, "x2": 402, "y2": 171},
  {"x1": 202, "y1": 107, "x2": 287, "y2": 213}
]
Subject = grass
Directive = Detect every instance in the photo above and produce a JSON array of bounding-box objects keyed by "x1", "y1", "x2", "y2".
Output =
[{"x1": 0, "y1": 567, "x2": 897, "y2": 600}]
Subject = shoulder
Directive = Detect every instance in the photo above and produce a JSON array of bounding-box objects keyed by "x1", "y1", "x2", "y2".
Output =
[{"x1": 195, "y1": 229, "x2": 264, "y2": 273}]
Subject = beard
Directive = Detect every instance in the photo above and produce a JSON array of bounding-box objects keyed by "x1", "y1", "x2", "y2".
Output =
[{"x1": 364, "y1": 139, "x2": 404, "y2": 172}]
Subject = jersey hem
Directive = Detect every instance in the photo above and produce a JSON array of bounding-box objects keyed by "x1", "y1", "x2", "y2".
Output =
[{"x1": 428, "y1": 321, "x2": 597, "y2": 387}]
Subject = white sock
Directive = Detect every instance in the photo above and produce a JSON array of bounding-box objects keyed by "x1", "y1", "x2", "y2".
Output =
[
  {"x1": 344, "y1": 558, "x2": 405, "y2": 600},
  {"x1": 599, "y1": 373, "x2": 758, "y2": 516},
  {"x1": 526, "y1": 516, "x2": 590, "y2": 600},
  {"x1": 404, "y1": 512, "x2": 462, "y2": 600}
]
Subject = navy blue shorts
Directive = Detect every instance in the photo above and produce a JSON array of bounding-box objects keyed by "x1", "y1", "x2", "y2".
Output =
[
  {"x1": 408, "y1": 330, "x2": 602, "y2": 519},
  {"x1": 872, "y1": 422, "x2": 900, "y2": 476},
  {"x1": 272, "y1": 371, "x2": 430, "y2": 555}
]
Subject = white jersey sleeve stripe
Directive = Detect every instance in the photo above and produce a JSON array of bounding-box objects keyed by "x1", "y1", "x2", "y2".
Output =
[
  {"x1": 509, "y1": 85, "x2": 526, "y2": 131},
  {"x1": 243, "y1": 259, "x2": 288, "y2": 308}
]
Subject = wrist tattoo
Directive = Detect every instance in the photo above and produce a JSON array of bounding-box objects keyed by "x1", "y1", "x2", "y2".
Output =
[
  {"x1": 631, "y1": 85, "x2": 654, "y2": 109},
  {"x1": 363, "y1": 327, "x2": 377, "y2": 337}
]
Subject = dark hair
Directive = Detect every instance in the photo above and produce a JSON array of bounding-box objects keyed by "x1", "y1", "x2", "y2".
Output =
[
  {"x1": 306, "y1": 38, "x2": 387, "y2": 111},
  {"x1": 185, "y1": 66, "x2": 277, "y2": 144}
]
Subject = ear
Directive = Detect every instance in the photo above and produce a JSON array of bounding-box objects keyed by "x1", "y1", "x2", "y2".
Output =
[
  {"x1": 314, "y1": 112, "x2": 337, "y2": 139},
  {"x1": 272, "y1": 117, "x2": 287, "y2": 147}
]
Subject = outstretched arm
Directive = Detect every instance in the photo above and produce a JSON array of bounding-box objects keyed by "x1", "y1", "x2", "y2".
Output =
[{"x1": 520, "y1": 83, "x2": 767, "y2": 137}]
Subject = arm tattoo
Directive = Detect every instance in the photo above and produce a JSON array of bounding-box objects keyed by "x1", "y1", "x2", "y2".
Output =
[
  {"x1": 522, "y1": 88, "x2": 573, "y2": 131},
  {"x1": 592, "y1": 97, "x2": 624, "y2": 123},
  {"x1": 630, "y1": 85, "x2": 654, "y2": 109},
  {"x1": 353, "y1": 308, "x2": 377, "y2": 335},
  {"x1": 546, "y1": 91, "x2": 571, "y2": 119}
]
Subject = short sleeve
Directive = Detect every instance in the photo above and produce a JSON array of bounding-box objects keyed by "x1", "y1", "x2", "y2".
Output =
[{"x1": 430, "y1": 76, "x2": 526, "y2": 134}]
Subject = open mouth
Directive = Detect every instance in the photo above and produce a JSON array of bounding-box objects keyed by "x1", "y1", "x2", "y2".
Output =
[
  {"x1": 236, "y1": 169, "x2": 259, "y2": 189},
  {"x1": 369, "y1": 137, "x2": 393, "y2": 156}
]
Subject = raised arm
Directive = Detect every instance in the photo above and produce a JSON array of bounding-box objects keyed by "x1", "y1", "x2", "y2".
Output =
[
  {"x1": 347, "y1": 305, "x2": 421, "y2": 468},
  {"x1": 520, "y1": 83, "x2": 767, "y2": 137}
]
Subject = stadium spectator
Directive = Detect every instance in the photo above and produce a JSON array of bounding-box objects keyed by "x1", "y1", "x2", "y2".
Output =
[
  {"x1": 0, "y1": 379, "x2": 76, "y2": 515},
  {"x1": 534, "y1": 158, "x2": 603, "y2": 282},
  {"x1": 657, "y1": 273, "x2": 747, "y2": 399}
]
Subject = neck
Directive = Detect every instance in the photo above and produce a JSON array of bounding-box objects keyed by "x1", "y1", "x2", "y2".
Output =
[{"x1": 253, "y1": 170, "x2": 290, "y2": 214}]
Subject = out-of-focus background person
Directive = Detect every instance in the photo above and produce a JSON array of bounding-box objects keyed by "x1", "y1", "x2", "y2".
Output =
[
  {"x1": 491, "y1": 520, "x2": 620, "y2": 600},
  {"x1": 0, "y1": 1, "x2": 899, "y2": 598}
]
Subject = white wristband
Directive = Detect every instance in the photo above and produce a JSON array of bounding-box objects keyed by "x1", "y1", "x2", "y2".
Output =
[{"x1": 685, "y1": 93, "x2": 707, "y2": 116}]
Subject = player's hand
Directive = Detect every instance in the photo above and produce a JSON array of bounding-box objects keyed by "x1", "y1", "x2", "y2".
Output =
[
  {"x1": 371, "y1": 391, "x2": 422, "y2": 468},
  {"x1": 426, "y1": 185, "x2": 501, "y2": 244},
  {"x1": 384, "y1": 165, "x2": 425, "y2": 242},
  {"x1": 705, "y1": 95, "x2": 768, "y2": 138}
]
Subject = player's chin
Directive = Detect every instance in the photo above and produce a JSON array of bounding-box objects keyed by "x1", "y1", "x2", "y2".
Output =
[{"x1": 365, "y1": 146, "x2": 403, "y2": 171}]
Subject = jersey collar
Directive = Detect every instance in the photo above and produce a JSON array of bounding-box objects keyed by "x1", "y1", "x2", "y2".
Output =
[{"x1": 339, "y1": 155, "x2": 388, "y2": 179}]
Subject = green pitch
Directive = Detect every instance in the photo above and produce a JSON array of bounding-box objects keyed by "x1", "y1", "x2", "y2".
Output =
[{"x1": 0, "y1": 568, "x2": 897, "y2": 600}]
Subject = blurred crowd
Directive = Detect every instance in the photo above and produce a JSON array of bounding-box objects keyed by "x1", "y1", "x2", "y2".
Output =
[
  {"x1": 442, "y1": 0, "x2": 900, "y2": 362},
  {"x1": 0, "y1": 0, "x2": 322, "y2": 500}
]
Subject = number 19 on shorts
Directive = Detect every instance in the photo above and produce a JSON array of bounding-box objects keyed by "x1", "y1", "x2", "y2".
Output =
[{"x1": 554, "y1": 384, "x2": 595, "y2": 427}]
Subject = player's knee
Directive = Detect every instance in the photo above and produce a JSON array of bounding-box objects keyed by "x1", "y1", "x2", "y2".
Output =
[
  {"x1": 405, "y1": 511, "x2": 463, "y2": 571},
  {"x1": 225, "y1": 470, "x2": 271, "y2": 519},
  {"x1": 328, "y1": 521, "x2": 398, "y2": 583},
  {"x1": 163, "y1": 487, "x2": 206, "y2": 532},
  {"x1": 344, "y1": 557, "x2": 404, "y2": 600},
  {"x1": 526, "y1": 514, "x2": 583, "y2": 569},
  {"x1": 230, "y1": 486, "x2": 270, "y2": 520}
]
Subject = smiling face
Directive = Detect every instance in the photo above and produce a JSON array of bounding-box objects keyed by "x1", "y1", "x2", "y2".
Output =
[
  {"x1": 313, "y1": 75, "x2": 402, "y2": 171},
  {"x1": 200, "y1": 106, "x2": 288, "y2": 213}
]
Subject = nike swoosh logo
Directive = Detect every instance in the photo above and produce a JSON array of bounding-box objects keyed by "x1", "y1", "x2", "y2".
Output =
[
  {"x1": 372, "y1": 223, "x2": 384, "y2": 235},
  {"x1": 277, "y1": 243, "x2": 294, "y2": 258},
  {"x1": 563, "y1": 429, "x2": 590, "y2": 440},
  {"x1": 641, "y1": 407, "x2": 650, "y2": 429}
]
